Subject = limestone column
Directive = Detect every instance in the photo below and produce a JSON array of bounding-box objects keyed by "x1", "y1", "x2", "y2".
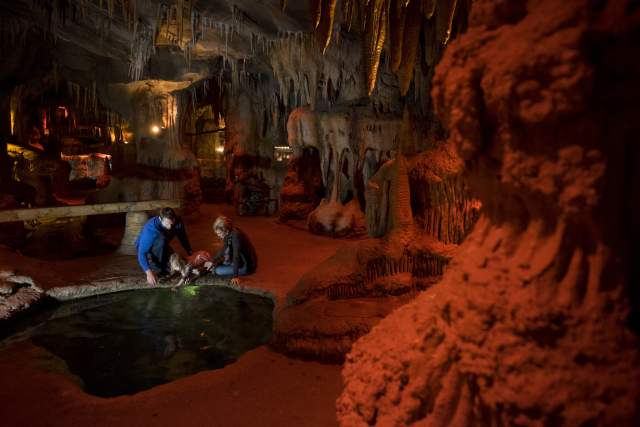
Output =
[{"x1": 118, "y1": 211, "x2": 149, "y2": 255}]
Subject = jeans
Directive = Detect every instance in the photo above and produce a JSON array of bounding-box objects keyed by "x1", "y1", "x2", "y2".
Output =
[
  {"x1": 214, "y1": 263, "x2": 248, "y2": 277},
  {"x1": 146, "y1": 238, "x2": 172, "y2": 274}
]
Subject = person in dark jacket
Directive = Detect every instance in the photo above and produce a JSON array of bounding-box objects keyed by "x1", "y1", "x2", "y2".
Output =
[
  {"x1": 136, "y1": 207, "x2": 192, "y2": 285},
  {"x1": 211, "y1": 215, "x2": 257, "y2": 286}
]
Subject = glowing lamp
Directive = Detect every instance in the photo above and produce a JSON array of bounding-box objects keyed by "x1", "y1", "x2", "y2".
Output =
[
  {"x1": 151, "y1": 125, "x2": 161, "y2": 135},
  {"x1": 215, "y1": 146, "x2": 224, "y2": 153}
]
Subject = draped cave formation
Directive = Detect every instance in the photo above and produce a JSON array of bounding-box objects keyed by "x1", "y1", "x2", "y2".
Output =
[{"x1": 0, "y1": 0, "x2": 638, "y2": 426}]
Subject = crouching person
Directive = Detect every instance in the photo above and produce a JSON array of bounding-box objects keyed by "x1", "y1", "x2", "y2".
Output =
[
  {"x1": 211, "y1": 216, "x2": 257, "y2": 286},
  {"x1": 136, "y1": 207, "x2": 193, "y2": 286}
]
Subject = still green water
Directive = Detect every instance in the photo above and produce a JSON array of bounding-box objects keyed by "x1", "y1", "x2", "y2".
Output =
[{"x1": 4, "y1": 286, "x2": 274, "y2": 397}]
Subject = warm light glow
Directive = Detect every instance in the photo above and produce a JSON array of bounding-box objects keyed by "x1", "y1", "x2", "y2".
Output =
[
  {"x1": 215, "y1": 146, "x2": 224, "y2": 153},
  {"x1": 61, "y1": 153, "x2": 112, "y2": 161},
  {"x1": 122, "y1": 130, "x2": 134, "y2": 143},
  {"x1": 57, "y1": 106, "x2": 68, "y2": 118},
  {"x1": 274, "y1": 145, "x2": 293, "y2": 162},
  {"x1": 151, "y1": 125, "x2": 161, "y2": 134},
  {"x1": 10, "y1": 110, "x2": 14, "y2": 135}
]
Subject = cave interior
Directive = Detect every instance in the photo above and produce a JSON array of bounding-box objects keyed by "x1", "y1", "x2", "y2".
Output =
[{"x1": 0, "y1": 0, "x2": 639, "y2": 426}]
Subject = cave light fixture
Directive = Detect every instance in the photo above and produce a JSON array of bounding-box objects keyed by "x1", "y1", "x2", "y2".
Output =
[
  {"x1": 150, "y1": 124, "x2": 164, "y2": 135},
  {"x1": 122, "y1": 130, "x2": 134, "y2": 144},
  {"x1": 274, "y1": 145, "x2": 293, "y2": 162}
]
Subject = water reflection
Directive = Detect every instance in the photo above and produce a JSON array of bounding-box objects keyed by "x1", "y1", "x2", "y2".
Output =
[{"x1": 6, "y1": 286, "x2": 273, "y2": 397}]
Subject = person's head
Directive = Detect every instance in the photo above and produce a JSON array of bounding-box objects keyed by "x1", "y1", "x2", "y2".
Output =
[
  {"x1": 213, "y1": 215, "x2": 232, "y2": 239},
  {"x1": 159, "y1": 207, "x2": 177, "y2": 230}
]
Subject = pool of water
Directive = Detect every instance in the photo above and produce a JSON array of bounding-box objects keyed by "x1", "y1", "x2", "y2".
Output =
[{"x1": 1, "y1": 286, "x2": 274, "y2": 397}]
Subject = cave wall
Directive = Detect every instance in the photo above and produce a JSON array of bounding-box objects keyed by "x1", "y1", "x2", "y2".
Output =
[
  {"x1": 272, "y1": 101, "x2": 481, "y2": 360},
  {"x1": 281, "y1": 106, "x2": 402, "y2": 236},
  {"x1": 94, "y1": 80, "x2": 201, "y2": 213},
  {"x1": 337, "y1": 1, "x2": 640, "y2": 425}
]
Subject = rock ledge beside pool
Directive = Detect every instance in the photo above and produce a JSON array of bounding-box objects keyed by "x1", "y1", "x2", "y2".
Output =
[{"x1": 1, "y1": 269, "x2": 275, "y2": 322}]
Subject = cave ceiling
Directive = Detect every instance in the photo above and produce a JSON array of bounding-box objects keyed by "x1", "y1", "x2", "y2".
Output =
[
  {"x1": 1, "y1": 0, "x2": 469, "y2": 109},
  {"x1": 0, "y1": 0, "x2": 312, "y2": 89}
]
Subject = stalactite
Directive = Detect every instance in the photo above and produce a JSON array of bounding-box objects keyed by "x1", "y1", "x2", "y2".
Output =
[
  {"x1": 312, "y1": 0, "x2": 322, "y2": 29},
  {"x1": 363, "y1": 0, "x2": 389, "y2": 96},
  {"x1": 397, "y1": 0, "x2": 422, "y2": 95},
  {"x1": 129, "y1": 20, "x2": 155, "y2": 81},
  {"x1": 422, "y1": 0, "x2": 436, "y2": 19},
  {"x1": 388, "y1": 0, "x2": 406, "y2": 73},
  {"x1": 435, "y1": 0, "x2": 458, "y2": 45},
  {"x1": 312, "y1": 0, "x2": 465, "y2": 96},
  {"x1": 317, "y1": 0, "x2": 338, "y2": 54},
  {"x1": 364, "y1": 252, "x2": 447, "y2": 286},
  {"x1": 342, "y1": 0, "x2": 358, "y2": 31},
  {"x1": 328, "y1": 283, "x2": 367, "y2": 299},
  {"x1": 410, "y1": 174, "x2": 479, "y2": 245}
]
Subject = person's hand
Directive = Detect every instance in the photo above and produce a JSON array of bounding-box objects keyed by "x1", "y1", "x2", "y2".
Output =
[
  {"x1": 230, "y1": 277, "x2": 241, "y2": 287},
  {"x1": 146, "y1": 270, "x2": 158, "y2": 286}
]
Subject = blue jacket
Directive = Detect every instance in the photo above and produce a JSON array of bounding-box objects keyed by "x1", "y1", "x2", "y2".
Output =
[{"x1": 135, "y1": 216, "x2": 192, "y2": 272}]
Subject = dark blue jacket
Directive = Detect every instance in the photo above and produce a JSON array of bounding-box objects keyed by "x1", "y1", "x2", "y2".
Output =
[{"x1": 135, "y1": 216, "x2": 192, "y2": 272}]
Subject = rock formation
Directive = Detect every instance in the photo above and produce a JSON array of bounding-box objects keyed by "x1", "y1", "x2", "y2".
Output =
[
  {"x1": 0, "y1": 269, "x2": 43, "y2": 321},
  {"x1": 90, "y1": 80, "x2": 202, "y2": 213},
  {"x1": 283, "y1": 106, "x2": 405, "y2": 237},
  {"x1": 337, "y1": 0, "x2": 640, "y2": 425},
  {"x1": 273, "y1": 108, "x2": 478, "y2": 361}
]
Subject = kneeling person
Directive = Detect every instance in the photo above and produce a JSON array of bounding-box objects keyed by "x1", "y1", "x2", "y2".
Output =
[{"x1": 211, "y1": 216, "x2": 257, "y2": 286}]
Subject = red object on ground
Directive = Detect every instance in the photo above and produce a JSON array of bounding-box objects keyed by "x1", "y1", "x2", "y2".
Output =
[{"x1": 187, "y1": 250, "x2": 212, "y2": 268}]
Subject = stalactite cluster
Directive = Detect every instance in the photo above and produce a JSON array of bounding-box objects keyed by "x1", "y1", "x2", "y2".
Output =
[
  {"x1": 314, "y1": 0, "x2": 470, "y2": 95},
  {"x1": 410, "y1": 174, "x2": 479, "y2": 244},
  {"x1": 365, "y1": 252, "x2": 446, "y2": 283},
  {"x1": 299, "y1": 247, "x2": 450, "y2": 303},
  {"x1": 327, "y1": 282, "x2": 367, "y2": 299}
]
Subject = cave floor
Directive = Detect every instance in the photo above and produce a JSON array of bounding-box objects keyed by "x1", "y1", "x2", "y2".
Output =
[{"x1": 0, "y1": 203, "x2": 348, "y2": 427}]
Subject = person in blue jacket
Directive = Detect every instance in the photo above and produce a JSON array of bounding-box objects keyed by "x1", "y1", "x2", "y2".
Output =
[{"x1": 136, "y1": 207, "x2": 192, "y2": 285}]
